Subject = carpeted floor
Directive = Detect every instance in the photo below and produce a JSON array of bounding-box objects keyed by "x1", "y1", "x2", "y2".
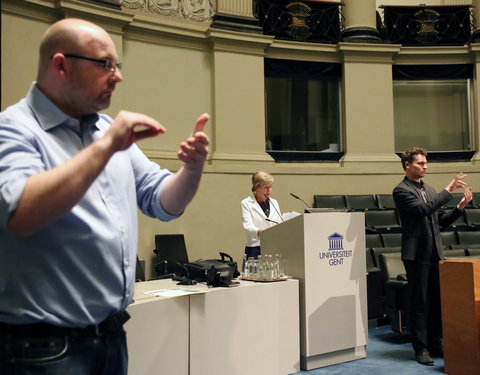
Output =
[{"x1": 292, "y1": 324, "x2": 445, "y2": 375}]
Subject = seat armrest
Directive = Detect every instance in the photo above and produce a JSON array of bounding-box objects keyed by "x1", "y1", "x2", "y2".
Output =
[{"x1": 384, "y1": 279, "x2": 408, "y2": 290}]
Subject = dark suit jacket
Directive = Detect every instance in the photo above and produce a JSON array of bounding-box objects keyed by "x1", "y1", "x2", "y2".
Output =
[{"x1": 393, "y1": 177, "x2": 462, "y2": 261}]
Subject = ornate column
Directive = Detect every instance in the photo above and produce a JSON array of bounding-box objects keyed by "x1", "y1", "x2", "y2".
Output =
[
  {"x1": 341, "y1": 0, "x2": 382, "y2": 42},
  {"x1": 211, "y1": 0, "x2": 262, "y2": 33}
]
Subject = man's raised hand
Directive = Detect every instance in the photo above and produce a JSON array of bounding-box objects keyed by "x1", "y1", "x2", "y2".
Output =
[
  {"x1": 105, "y1": 110, "x2": 166, "y2": 152},
  {"x1": 177, "y1": 113, "x2": 210, "y2": 169},
  {"x1": 445, "y1": 172, "x2": 468, "y2": 193}
]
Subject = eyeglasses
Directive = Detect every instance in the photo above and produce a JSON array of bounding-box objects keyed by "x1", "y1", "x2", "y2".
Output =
[{"x1": 63, "y1": 53, "x2": 122, "y2": 72}]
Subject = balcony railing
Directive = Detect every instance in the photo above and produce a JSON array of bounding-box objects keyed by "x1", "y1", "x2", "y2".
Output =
[
  {"x1": 255, "y1": 0, "x2": 342, "y2": 44},
  {"x1": 381, "y1": 5, "x2": 473, "y2": 45}
]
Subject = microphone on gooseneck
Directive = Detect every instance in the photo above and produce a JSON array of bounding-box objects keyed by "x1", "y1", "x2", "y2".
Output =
[
  {"x1": 290, "y1": 193, "x2": 310, "y2": 209},
  {"x1": 264, "y1": 194, "x2": 284, "y2": 222}
]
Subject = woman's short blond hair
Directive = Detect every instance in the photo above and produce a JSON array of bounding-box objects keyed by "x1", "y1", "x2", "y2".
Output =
[{"x1": 251, "y1": 171, "x2": 274, "y2": 192}]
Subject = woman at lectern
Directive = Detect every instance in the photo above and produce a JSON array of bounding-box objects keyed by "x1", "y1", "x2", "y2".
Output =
[{"x1": 241, "y1": 171, "x2": 282, "y2": 259}]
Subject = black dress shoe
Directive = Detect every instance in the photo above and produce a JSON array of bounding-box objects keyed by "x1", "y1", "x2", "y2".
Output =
[{"x1": 415, "y1": 350, "x2": 434, "y2": 366}]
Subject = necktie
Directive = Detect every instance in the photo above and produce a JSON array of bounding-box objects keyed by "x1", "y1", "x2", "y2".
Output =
[{"x1": 420, "y1": 187, "x2": 427, "y2": 203}]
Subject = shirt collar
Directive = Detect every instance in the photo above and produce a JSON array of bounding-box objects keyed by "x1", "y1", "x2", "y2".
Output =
[
  {"x1": 405, "y1": 176, "x2": 424, "y2": 189},
  {"x1": 26, "y1": 83, "x2": 99, "y2": 132}
]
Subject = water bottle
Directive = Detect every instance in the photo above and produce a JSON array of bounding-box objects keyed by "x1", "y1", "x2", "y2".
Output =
[
  {"x1": 242, "y1": 254, "x2": 247, "y2": 277},
  {"x1": 257, "y1": 255, "x2": 267, "y2": 280}
]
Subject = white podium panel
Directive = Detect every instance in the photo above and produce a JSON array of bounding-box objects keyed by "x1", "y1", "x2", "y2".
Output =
[
  {"x1": 189, "y1": 280, "x2": 300, "y2": 375},
  {"x1": 261, "y1": 212, "x2": 367, "y2": 370},
  {"x1": 126, "y1": 280, "x2": 190, "y2": 375}
]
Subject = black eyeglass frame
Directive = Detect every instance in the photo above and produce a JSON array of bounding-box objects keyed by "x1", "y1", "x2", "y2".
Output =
[{"x1": 62, "y1": 53, "x2": 122, "y2": 72}]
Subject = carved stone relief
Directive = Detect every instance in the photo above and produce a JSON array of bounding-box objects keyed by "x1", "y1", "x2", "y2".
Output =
[
  {"x1": 120, "y1": 0, "x2": 214, "y2": 21},
  {"x1": 181, "y1": 0, "x2": 214, "y2": 22},
  {"x1": 121, "y1": 0, "x2": 145, "y2": 10},
  {"x1": 148, "y1": 0, "x2": 180, "y2": 16}
]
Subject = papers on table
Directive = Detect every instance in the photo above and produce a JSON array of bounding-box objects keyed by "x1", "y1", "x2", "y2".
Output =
[{"x1": 282, "y1": 211, "x2": 301, "y2": 221}]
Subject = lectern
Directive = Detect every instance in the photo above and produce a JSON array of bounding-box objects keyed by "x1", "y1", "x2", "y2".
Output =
[
  {"x1": 261, "y1": 212, "x2": 367, "y2": 370},
  {"x1": 439, "y1": 259, "x2": 480, "y2": 375}
]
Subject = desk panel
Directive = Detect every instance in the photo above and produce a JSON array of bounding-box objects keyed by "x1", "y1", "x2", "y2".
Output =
[
  {"x1": 126, "y1": 280, "x2": 190, "y2": 375},
  {"x1": 189, "y1": 280, "x2": 300, "y2": 375}
]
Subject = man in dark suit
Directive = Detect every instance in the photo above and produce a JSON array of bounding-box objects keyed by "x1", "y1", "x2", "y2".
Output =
[{"x1": 393, "y1": 147, "x2": 472, "y2": 366}]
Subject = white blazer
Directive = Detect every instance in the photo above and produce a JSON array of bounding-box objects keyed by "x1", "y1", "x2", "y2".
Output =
[{"x1": 241, "y1": 195, "x2": 282, "y2": 247}]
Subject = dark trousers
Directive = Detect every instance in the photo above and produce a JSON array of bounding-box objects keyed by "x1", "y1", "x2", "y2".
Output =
[
  {"x1": 403, "y1": 259, "x2": 443, "y2": 352},
  {"x1": 0, "y1": 313, "x2": 129, "y2": 375},
  {"x1": 245, "y1": 246, "x2": 261, "y2": 259}
]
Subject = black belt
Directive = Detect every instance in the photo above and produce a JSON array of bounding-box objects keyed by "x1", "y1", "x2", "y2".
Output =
[{"x1": 0, "y1": 311, "x2": 130, "y2": 338}]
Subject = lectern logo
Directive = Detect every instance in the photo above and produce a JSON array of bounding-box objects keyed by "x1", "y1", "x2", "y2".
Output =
[
  {"x1": 319, "y1": 232, "x2": 353, "y2": 266},
  {"x1": 328, "y1": 232, "x2": 344, "y2": 250}
]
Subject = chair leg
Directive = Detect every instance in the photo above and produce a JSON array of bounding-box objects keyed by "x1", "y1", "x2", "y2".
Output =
[
  {"x1": 398, "y1": 309, "x2": 406, "y2": 335},
  {"x1": 390, "y1": 308, "x2": 408, "y2": 335}
]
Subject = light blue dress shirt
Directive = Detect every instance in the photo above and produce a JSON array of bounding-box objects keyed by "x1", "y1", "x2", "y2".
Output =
[{"x1": 0, "y1": 84, "x2": 177, "y2": 327}]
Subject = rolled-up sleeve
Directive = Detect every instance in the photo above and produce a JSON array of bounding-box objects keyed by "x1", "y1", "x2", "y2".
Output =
[
  {"x1": 128, "y1": 144, "x2": 178, "y2": 221},
  {"x1": 0, "y1": 117, "x2": 44, "y2": 229}
]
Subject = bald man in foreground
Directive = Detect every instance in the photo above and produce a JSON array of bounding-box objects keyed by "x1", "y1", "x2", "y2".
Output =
[{"x1": 0, "y1": 18, "x2": 209, "y2": 374}]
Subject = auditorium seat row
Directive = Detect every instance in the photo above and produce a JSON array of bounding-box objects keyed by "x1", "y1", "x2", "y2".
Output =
[
  {"x1": 313, "y1": 192, "x2": 480, "y2": 212},
  {"x1": 314, "y1": 193, "x2": 480, "y2": 234},
  {"x1": 314, "y1": 194, "x2": 395, "y2": 211},
  {"x1": 367, "y1": 231, "x2": 480, "y2": 250},
  {"x1": 363, "y1": 208, "x2": 480, "y2": 234},
  {"x1": 365, "y1": 208, "x2": 480, "y2": 233}
]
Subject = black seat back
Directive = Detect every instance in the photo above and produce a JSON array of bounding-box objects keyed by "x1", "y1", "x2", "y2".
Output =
[
  {"x1": 366, "y1": 233, "x2": 383, "y2": 248},
  {"x1": 153, "y1": 234, "x2": 189, "y2": 277},
  {"x1": 345, "y1": 194, "x2": 378, "y2": 211},
  {"x1": 377, "y1": 194, "x2": 396, "y2": 210},
  {"x1": 465, "y1": 209, "x2": 480, "y2": 227},
  {"x1": 382, "y1": 233, "x2": 402, "y2": 247},
  {"x1": 379, "y1": 252, "x2": 406, "y2": 281},
  {"x1": 440, "y1": 231, "x2": 458, "y2": 249},
  {"x1": 443, "y1": 249, "x2": 468, "y2": 259},
  {"x1": 313, "y1": 195, "x2": 347, "y2": 209},
  {"x1": 457, "y1": 231, "x2": 480, "y2": 246},
  {"x1": 371, "y1": 247, "x2": 401, "y2": 270},
  {"x1": 467, "y1": 248, "x2": 480, "y2": 256},
  {"x1": 365, "y1": 210, "x2": 401, "y2": 233}
]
